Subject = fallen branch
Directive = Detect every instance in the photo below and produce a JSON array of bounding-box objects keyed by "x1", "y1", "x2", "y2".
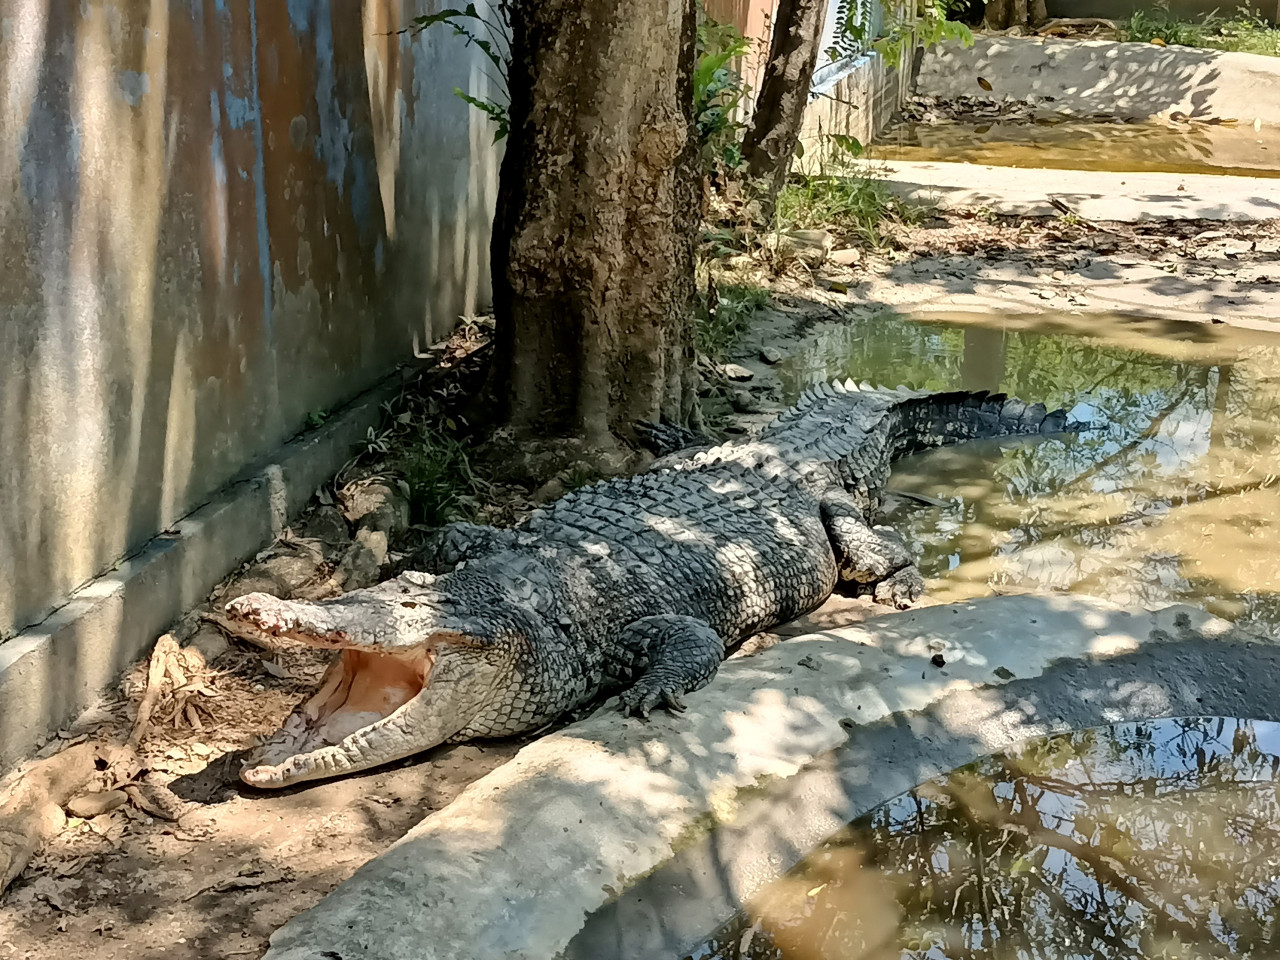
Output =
[
  {"x1": 1036, "y1": 17, "x2": 1120, "y2": 33},
  {"x1": 0, "y1": 742, "x2": 119, "y2": 896}
]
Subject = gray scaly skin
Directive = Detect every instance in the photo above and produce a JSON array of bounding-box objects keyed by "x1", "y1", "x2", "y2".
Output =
[{"x1": 226, "y1": 380, "x2": 1082, "y2": 788}]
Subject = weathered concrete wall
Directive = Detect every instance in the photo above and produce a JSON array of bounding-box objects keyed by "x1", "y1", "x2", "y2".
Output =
[
  {"x1": 798, "y1": 51, "x2": 908, "y2": 168},
  {"x1": 917, "y1": 36, "x2": 1280, "y2": 124},
  {"x1": 0, "y1": 1, "x2": 498, "y2": 648},
  {"x1": 1045, "y1": 0, "x2": 1279, "y2": 24}
]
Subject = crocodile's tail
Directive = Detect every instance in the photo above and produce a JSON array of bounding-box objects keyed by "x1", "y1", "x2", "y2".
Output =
[
  {"x1": 888, "y1": 386, "x2": 1084, "y2": 460},
  {"x1": 762, "y1": 378, "x2": 1090, "y2": 475}
]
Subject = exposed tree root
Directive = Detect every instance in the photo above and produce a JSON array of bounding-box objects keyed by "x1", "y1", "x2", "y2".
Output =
[{"x1": 0, "y1": 742, "x2": 121, "y2": 895}]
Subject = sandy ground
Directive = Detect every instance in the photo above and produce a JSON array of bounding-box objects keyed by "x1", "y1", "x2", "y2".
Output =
[{"x1": 0, "y1": 206, "x2": 1275, "y2": 959}]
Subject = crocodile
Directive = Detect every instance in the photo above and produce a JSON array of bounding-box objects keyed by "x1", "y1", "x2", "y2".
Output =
[{"x1": 225, "y1": 380, "x2": 1082, "y2": 788}]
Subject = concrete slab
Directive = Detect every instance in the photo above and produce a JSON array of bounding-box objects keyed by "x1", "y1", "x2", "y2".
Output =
[
  {"x1": 0, "y1": 369, "x2": 409, "y2": 773},
  {"x1": 262, "y1": 595, "x2": 1247, "y2": 960},
  {"x1": 917, "y1": 36, "x2": 1280, "y2": 125},
  {"x1": 880, "y1": 160, "x2": 1280, "y2": 221}
]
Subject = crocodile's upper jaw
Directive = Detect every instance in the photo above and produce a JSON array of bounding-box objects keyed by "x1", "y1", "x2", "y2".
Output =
[{"x1": 226, "y1": 591, "x2": 501, "y2": 789}]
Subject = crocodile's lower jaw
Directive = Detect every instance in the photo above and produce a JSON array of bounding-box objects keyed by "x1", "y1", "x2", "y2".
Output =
[{"x1": 240, "y1": 646, "x2": 435, "y2": 787}]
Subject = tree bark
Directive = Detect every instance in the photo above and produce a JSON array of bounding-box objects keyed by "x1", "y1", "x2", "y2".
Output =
[
  {"x1": 984, "y1": 0, "x2": 1047, "y2": 30},
  {"x1": 484, "y1": 0, "x2": 701, "y2": 468},
  {"x1": 741, "y1": 0, "x2": 830, "y2": 205}
]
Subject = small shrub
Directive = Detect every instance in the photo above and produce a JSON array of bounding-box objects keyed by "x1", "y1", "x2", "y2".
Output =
[
  {"x1": 697, "y1": 282, "x2": 771, "y2": 359},
  {"x1": 1123, "y1": 3, "x2": 1279, "y2": 56},
  {"x1": 400, "y1": 426, "x2": 478, "y2": 527},
  {"x1": 694, "y1": 10, "x2": 753, "y2": 171},
  {"x1": 776, "y1": 173, "x2": 919, "y2": 248}
]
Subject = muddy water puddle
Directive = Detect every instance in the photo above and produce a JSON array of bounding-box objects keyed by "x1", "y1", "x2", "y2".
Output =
[
  {"x1": 686, "y1": 716, "x2": 1280, "y2": 959},
  {"x1": 778, "y1": 310, "x2": 1280, "y2": 636},
  {"x1": 872, "y1": 118, "x2": 1280, "y2": 179}
]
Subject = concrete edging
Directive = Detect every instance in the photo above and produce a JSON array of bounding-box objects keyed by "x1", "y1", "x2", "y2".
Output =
[
  {"x1": 260, "y1": 594, "x2": 1256, "y2": 960},
  {"x1": 0, "y1": 367, "x2": 415, "y2": 773}
]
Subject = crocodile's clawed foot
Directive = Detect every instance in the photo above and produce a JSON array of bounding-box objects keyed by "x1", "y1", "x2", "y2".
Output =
[
  {"x1": 619, "y1": 682, "x2": 687, "y2": 719},
  {"x1": 873, "y1": 565, "x2": 925, "y2": 609}
]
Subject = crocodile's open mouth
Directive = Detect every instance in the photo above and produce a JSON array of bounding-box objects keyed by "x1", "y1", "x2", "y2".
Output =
[
  {"x1": 227, "y1": 590, "x2": 494, "y2": 788},
  {"x1": 240, "y1": 645, "x2": 438, "y2": 786}
]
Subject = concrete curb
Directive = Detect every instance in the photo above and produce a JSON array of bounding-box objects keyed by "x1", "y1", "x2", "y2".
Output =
[
  {"x1": 260, "y1": 595, "x2": 1245, "y2": 960},
  {"x1": 880, "y1": 161, "x2": 1280, "y2": 221},
  {"x1": 917, "y1": 36, "x2": 1280, "y2": 125},
  {"x1": 0, "y1": 367, "x2": 414, "y2": 773}
]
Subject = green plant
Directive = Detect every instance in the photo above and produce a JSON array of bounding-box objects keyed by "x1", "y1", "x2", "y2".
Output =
[
  {"x1": 400, "y1": 425, "x2": 479, "y2": 526},
  {"x1": 1123, "y1": 1, "x2": 1211, "y2": 44},
  {"x1": 776, "y1": 172, "x2": 918, "y2": 248},
  {"x1": 408, "y1": 4, "x2": 511, "y2": 142},
  {"x1": 1122, "y1": 3, "x2": 1279, "y2": 55},
  {"x1": 840, "y1": 0, "x2": 973, "y2": 70},
  {"x1": 697, "y1": 281, "x2": 771, "y2": 358},
  {"x1": 694, "y1": 10, "x2": 753, "y2": 170}
]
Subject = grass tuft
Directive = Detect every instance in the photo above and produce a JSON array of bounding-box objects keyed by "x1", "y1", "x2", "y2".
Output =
[
  {"x1": 399, "y1": 426, "x2": 479, "y2": 527},
  {"x1": 776, "y1": 173, "x2": 920, "y2": 248},
  {"x1": 1124, "y1": 5, "x2": 1280, "y2": 57},
  {"x1": 697, "y1": 282, "x2": 771, "y2": 359}
]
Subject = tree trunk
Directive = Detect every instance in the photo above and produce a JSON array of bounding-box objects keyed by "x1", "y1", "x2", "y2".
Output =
[
  {"x1": 983, "y1": 0, "x2": 1047, "y2": 30},
  {"x1": 484, "y1": 0, "x2": 701, "y2": 470},
  {"x1": 741, "y1": 0, "x2": 830, "y2": 207}
]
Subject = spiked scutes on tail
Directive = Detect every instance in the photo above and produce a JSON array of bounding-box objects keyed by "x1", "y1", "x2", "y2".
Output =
[{"x1": 761, "y1": 377, "x2": 1087, "y2": 469}]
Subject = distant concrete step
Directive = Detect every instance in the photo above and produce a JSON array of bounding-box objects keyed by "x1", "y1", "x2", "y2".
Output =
[{"x1": 879, "y1": 160, "x2": 1280, "y2": 221}]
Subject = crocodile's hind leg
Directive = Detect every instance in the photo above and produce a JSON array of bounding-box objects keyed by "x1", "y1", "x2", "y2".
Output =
[
  {"x1": 820, "y1": 490, "x2": 925, "y2": 610},
  {"x1": 612, "y1": 615, "x2": 725, "y2": 718}
]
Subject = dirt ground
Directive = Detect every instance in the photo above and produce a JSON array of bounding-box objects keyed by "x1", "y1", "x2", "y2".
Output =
[{"x1": 0, "y1": 207, "x2": 1275, "y2": 960}]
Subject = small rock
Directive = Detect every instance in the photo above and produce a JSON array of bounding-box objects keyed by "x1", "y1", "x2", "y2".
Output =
[
  {"x1": 993, "y1": 666, "x2": 1016, "y2": 680},
  {"x1": 721, "y1": 363, "x2": 754, "y2": 382},
  {"x1": 341, "y1": 481, "x2": 410, "y2": 538},
  {"x1": 759, "y1": 345, "x2": 785, "y2": 365},
  {"x1": 930, "y1": 653, "x2": 946, "y2": 668},
  {"x1": 65, "y1": 790, "x2": 128, "y2": 819},
  {"x1": 303, "y1": 505, "x2": 352, "y2": 558},
  {"x1": 729, "y1": 388, "x2": 764, "y2": 414},
  {"x1": 828, "y1": 248, "x2": 861, "y2": 266},
  {"x1": 797, "y1": 655, "x2": 823, "y2": 671},
  {"x1": 187, "y1": 624, "x2": 230, "y2": 664},
  {"x1": 356, "y1": 527, "x2": 390, "y2": 567}
]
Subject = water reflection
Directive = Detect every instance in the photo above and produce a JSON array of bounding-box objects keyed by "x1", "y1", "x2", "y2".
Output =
[
  {"x1": 871, "y1": 119, "x2": 1280, "y2": 179},
  {"x1": 777, "y1": 311, "x2": 1280, "y2": 636},
  {"x1": 686, "y1": 717, "x2": 1280, "y2": 960}
]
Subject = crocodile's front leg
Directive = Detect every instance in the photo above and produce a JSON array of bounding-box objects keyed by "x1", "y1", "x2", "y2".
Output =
[
  {"x1": 612, "y1": 615, "x2": 725, "y2": 718},
  {"x1": 819, "y1": 489, "x2": 925, "y2": 609}
]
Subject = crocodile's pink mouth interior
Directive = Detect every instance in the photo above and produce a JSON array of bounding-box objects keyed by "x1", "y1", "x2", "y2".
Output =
[{"x1": 249, "y1": 647, "x2": 436, "y2": 769}]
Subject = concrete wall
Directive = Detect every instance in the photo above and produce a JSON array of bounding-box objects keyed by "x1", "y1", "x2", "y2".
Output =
[
  {"x1": 0, "y1": 1, "x2": 498, "y2": 648},
  {"x1": 917, "y1": 36, "x2": 1280, "y2": 124},
  {"x1": 1045, "y1": 0, "x2": 1279, "y2": 24},
  {"x1": 798, "y1": 51, "x2": 909, "y2": 166}
]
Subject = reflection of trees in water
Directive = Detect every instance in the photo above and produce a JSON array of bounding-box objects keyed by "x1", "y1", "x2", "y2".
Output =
[
  {"x1": 783, "y1": 315, "x2": 1280, "y2": 628},
  {"x1": 692, "y1": 718, "x2": 1280, "y2": 960}
]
